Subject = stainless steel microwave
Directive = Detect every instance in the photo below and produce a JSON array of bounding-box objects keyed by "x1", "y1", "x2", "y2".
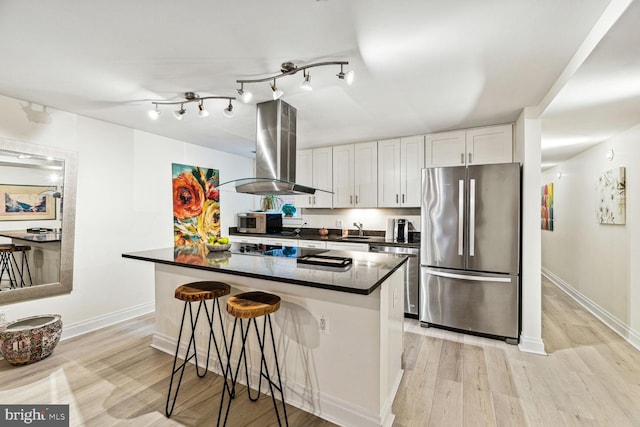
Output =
[{"x1": 237, "y1": 212, "x2": 283, "y2": 234}]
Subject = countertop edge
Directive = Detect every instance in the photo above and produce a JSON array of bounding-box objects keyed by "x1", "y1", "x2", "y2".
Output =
[{"x1": 122, "y1": 251, "x2": 408, "y2": 295}]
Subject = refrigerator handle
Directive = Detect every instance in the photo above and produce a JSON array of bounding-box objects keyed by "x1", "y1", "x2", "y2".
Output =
[
  {"x1": 469, "y1": 178, "x2": 476, "y2": 256},
  {"x1": 425, "y1": 268, "x2": 513, "y2": 283},
  {"x1": 458, "y1": 179, "x2": 464, "y2": 256}
]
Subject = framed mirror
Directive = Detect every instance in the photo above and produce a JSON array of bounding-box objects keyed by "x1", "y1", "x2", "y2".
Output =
[{"x1": 0, "y1": 137, "x2": 77, "y2": 304}]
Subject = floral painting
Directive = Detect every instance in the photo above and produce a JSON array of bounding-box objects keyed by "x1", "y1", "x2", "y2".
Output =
[
  {"x1": 597, "y1": 167, "x2": 626, "y2": 225},
  {"x1": 541, "y1": 182, "x2": 553, "y2": 231},
  {"x1": 172, "y1": 163, "x2": 220, "y2": 246}
]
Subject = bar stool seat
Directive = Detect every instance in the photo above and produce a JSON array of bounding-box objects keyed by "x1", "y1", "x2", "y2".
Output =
[
  {"x1": 0, "y1": 244, "x2": 18, "y2": 289},
  {"x1": 13, "y1": 245, "x2": 32, "y2": 287},
  {"x1": 166, "y1": 280, "x2": 231, "y2": 418},
  {"x1": 218, "y1": 291, "x2": 288, "y2": 427}
]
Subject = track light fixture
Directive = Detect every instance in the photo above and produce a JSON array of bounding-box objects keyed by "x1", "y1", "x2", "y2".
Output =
[
  {"x1": 270, "y1": 78, "x2": 284, "y2": 100},
  {"x1": 236, "y1": 60, "x2": 353, "y2": 101},
  {"x1": 149, "y1": 92, "x2": 236, "y2": 121},
  {"x1": 300, "y1": 71, "x2": 312, "y2": 91},
  {"x1": 223, "y1": 100, "x2": 234, "y2": 118},
  {"x1": 236, "y1": 83, "x2": 253, "y2": 103}
]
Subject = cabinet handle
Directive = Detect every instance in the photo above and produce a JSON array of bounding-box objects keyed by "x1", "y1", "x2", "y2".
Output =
[
  {"x1": 355, "y1": 195, "x2": 359, "y2": 204},
  {"x1": 468, "y1": 152, "x2": 473, "y2": 163},
  {"x1": 402, "y1": 194, "x2": 405, "y2": 203},
  {"x1": 313, "y1": 196, "x2": 316, "y2": 204},
  {"x1": 460, "y1": 153, "x2": 464, "y2": 164},
  {"x1": 395, "y1": 194, "x2": 399, "y2": 203},
  {"x1": 308, "y1": 196, "x2": 312, "y2": 205},
  {"x1": 350, "y1": 195, "x2": 353, "y2": 204}
]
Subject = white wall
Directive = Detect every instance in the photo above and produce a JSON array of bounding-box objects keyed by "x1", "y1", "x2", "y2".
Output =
[
  {"x1": 541, "y1": 122, "x2": 640, "y2": 348},
  {"x1": 0, "y1": 94, "x2": 255, "y2": 337}
]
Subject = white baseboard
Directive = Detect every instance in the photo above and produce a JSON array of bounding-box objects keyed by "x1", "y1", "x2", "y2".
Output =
[
  {"x1": 542, "y1": 268, "x2": 640, "y2": 351},
  {"x1": 61, "y1": 302, "x2": 155, "y2": 341},
  {"x1": 518, "y1": 334, "x2": 547, "y2": 355},
  {"x1": 152, "y1": 331, "x2": 394, "y2": 427}
]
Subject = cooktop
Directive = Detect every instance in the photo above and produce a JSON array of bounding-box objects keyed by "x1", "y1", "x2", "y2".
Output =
[{"x1": 230, "y1": 243, "x2": 327, "y2": 258}]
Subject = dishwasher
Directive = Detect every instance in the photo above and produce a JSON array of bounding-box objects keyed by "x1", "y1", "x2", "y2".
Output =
[{"x1": 369, "y1": 244, "x2": 420, "y2": 318}]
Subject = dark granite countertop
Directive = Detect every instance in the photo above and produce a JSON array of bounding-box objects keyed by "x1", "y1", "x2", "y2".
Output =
[
  {"x1": 122, "y1": 243, "x2": 408, "y2": 295},
  {"x1": 0, "y1": 230, "x2": 61, "y2": 243}
]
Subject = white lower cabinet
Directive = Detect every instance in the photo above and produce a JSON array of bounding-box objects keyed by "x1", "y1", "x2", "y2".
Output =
[
  {"x1": 325, "y1": 241, "x2": 369, "y2": 252},
  {"x1": 298, "y1": 240, "x2": 327, "y2": 249},
  {"x1": 260, "y1": 237, "x2": 294, "y2": 246},
  {"x1": 228, "y1": 235, "x2": 263, "y2": 244}
]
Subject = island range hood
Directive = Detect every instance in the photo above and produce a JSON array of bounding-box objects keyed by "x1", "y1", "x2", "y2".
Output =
[{"x1": 231, "y1": 99, "x2": 321, "y2": 196}]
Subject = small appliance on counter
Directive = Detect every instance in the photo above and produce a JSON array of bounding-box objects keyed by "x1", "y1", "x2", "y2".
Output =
[
  {"x1": 386, "y1": 218, "x2": 411, "y2": 243},
  {"x1": 237, "y1": 212, "x2": 283, "y2": 234}
]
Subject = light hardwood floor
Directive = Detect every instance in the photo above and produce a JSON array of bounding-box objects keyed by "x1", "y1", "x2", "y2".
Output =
[{"x1": 1, "y1": 276, "x2": 639, "y2": 426}]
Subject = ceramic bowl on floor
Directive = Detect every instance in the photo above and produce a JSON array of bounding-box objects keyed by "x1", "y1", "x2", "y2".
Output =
[{"x1": 0, "y1": 314, "x2": 63, "y2": 365}]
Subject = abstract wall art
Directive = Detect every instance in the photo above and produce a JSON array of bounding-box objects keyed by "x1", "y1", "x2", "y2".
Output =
[
  {"x1": 597, "y1": 167, "x2": 626, "y2": 225},
  {"x1": 172, "y1": 163, "x2": 220, "y2": 246},
  {"x1": 0, "y1": 184, "x2": 57, "y2": 221},
  {"x1": 541, "y1": 182, "x2": 554, "y2": 231}
]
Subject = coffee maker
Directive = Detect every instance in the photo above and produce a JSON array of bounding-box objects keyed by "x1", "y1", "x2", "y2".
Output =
[{"x1": 394, "y1": 218, "x2": 408, "y2": 243}]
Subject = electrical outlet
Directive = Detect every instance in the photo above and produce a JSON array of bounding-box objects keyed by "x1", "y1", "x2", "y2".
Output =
[
  {"x1": 319, "y1": 314, "x2": 330, "y2": 335},
  {"x1": 336, "y1": 219, "x2": 342, "y2": 228}
]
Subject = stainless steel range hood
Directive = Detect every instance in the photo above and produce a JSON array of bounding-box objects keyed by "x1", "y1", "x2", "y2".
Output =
[{"x1": 232, "y1": 99, "x2": 319, "y2": 196}]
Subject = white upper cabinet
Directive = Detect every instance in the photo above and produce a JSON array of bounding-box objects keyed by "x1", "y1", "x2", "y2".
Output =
[
  {"x1": 425, "y1": 125, "x2": 513, "y2": 167},
  {"x1": 465, "y1": 124, "x2": 513, "y2": 165},
  {"x1": 295, "y1": 147, "x2": 333, "y2": 208},
  {"x1": 378, "y1": 136, "x2": 424, "y2": 207},
  {"x1": 333, "y1": 142, "x2": 377, "y2": 208}
]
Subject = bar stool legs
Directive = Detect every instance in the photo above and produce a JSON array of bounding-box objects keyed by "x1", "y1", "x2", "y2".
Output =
[
  {"x1": 165, "y1": 281, "x2": 231, "y2": 418},
  {"x1": 218, "y1": 291, "x2": 288, "y2": 427},
  {"x1": 14, "y1": 246, "x2": 32, "y2": 287},
  {"x1": 0, "y1": 244, "x2": 18, "y2": 289}
]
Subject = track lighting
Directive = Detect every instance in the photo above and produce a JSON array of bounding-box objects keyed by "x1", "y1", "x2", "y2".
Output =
[
  {"x1": 198, "y1": 102, "x2": 209, "y2": 118},
  {"x1": 148, "y1": 105, "x2": 160, "y2": 120},
  {"x1": 270, "y1": 79, "x2": 284, "y2": 100},
  {"x1": 223, "y1": 100, "x2": 234, "y2": 118},
  {"x1": 149, "y1": 92, "x2": 236, "y2": 121},
  {"x1": 236, "y1": 60, "x2": 353, "y2": 101},
  {"x1": 336, "y1": 64, "x2": 355, "y2": 85},
  {"x1": 300, "y1": 71, "x2": 312, "y2": 91},
  {"x1": 237, "y1": 83, "x2": 253, "y2": 103},
  {"x1": 173, "y1": 105, "x2": 186, "y2": 120}
]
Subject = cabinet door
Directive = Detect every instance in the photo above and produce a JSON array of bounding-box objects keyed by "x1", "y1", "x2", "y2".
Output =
[
  {"x1": 261, "y1": 237, "x2": 295, "y2": 246},
  {"x1": 295, "y1": 149, "x2": 313, "y2": 208},
  {"x1": 325, "y1": 241, "x2": 369, "y2": 252},
  {"x1": 466, "y1": 124, "x2": 513, "y2": 165},
  {"x1": 332, "y1": 144, "x2": 354, "y2": 208},
  {"x1": 298, "y1": 240, "x2": 327, "y2": 249},
  {"x1": 312, "y1": 147, "x2": 333, "y2": 208},
  {"x1": 400, "y1": 135, "x2": 424, "y2": 207},
  {"x1": 354, "y1": 141, "x2": 377, "y2": 207},
  {"x1": 425, "y1": 130, "x2": 466, "y2": 167},
  {"x1": 377, "y1": 138, "x2": 401, "y2": 207}
]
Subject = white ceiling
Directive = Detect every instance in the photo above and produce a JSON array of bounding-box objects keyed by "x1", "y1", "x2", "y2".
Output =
[{"x1": 0, "y1": 0, "x2": 636, "y2": 165}]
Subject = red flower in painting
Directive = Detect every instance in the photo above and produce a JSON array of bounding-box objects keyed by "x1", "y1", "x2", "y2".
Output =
[
  {"x1": 206, "y1": 187, "x2": 219, "y2": 202},
  {"x1": 173, "y1": 173, "x2": 204, "y2": 220}
]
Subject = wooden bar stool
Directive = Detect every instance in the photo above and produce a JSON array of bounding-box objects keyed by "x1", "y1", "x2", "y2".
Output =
[
  {"x1": 0, "y1": 244, "x2": 18, "y2": 289},
  {"x1": 218, "y1": 291, "x2": 288, "y2": 427},
  {"x1": 13, "y1": 245, "x2": 32, "y2": 287},
  {"x1": 165, "y1": 280, "x2": 231, "y2": 418}
]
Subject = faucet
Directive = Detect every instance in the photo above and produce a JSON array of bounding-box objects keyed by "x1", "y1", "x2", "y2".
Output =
[
  {"x1": 353, "y1": 222, "x2": 364, "y2": 237},
  {"x1": 293, "y1": 221, "x2": 308, "y2": 237}
]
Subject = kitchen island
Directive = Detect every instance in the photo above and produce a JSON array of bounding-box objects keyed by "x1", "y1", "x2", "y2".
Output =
[{"x1": 123, "y1": 243, "x2": 406, "y2": 427}]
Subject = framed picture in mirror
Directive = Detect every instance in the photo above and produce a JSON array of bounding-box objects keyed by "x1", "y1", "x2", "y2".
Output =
[{"x1": 0, "y1": 184, "x2": 58, "y2": 221}]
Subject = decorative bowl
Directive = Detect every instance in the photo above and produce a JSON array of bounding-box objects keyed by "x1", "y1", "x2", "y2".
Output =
[
  {"x1": 206, "y1": 243, "x2": 231, "y2": 252},
  {"x1": 282, "y1": 203, "x2": 296, "y2": 217},
  {"x1": 0, "y1": 314, "x2": 63, "y2": 365}
]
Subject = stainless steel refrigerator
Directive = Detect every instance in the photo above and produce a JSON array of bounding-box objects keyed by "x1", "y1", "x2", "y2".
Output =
[{"x1": 420, "y1": 163, "x2": 521, "y2": 343}]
